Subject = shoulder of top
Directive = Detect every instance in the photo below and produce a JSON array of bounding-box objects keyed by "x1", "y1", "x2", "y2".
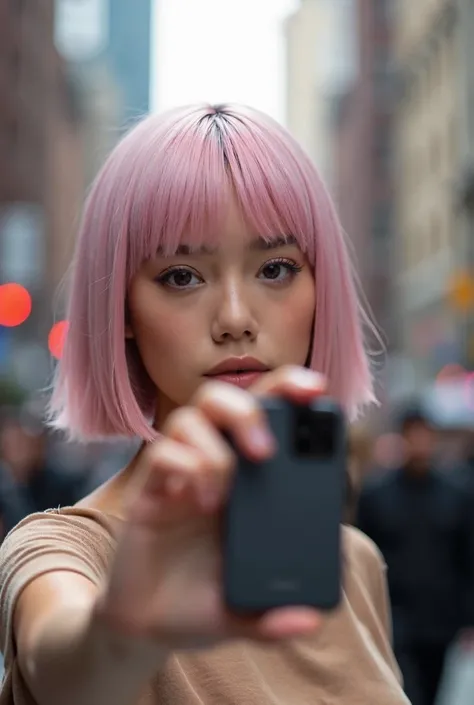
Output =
[
  {"x1": 343, "y1": 524, "x2": 386, "y2": 571},
  {"x1": 1, "y1": 506, "x2": 118, "y2": 546}
]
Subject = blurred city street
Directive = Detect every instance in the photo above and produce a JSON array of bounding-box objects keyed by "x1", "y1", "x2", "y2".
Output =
[{"x1": 2, "y1": 1, "x2": 474, "y2": 704}]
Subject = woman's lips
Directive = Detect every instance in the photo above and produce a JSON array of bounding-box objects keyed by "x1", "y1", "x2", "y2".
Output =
[
  {"x1": 206, "y1": 371, "x2": 266, "y2": 389},
  {"x1": 205, "y1": 357, "x2": 270, "y2": 388}
]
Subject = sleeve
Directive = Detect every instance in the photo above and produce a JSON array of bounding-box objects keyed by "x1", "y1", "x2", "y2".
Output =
[
  {"x1": 0, "y1": 510, "x2": 113, "y2": 670},
  {"x1": 367, "y1": 542, "x2": 403, "y2": 684},
  {"x1": 371, "y1": 550, "x2": 393, "y2": 644},
  {"x1": 344, "y1": 526, "x2": 403, "y2": 686}
]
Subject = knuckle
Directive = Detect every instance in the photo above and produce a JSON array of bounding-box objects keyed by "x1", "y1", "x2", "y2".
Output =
[
  {"x1": 253, "y1": 365, "x2": 300, "y2": 391},
  {"x1": 144, "y1": 437, "x2": 174, "y2": 465},
  {"x1": 162, "y1": 406, "x2": 196, "y2": 434},
  {"x1": 149, "y1": 438, "x2": 203, "y2": 474},
  {"x1": 277, "y1": 364, "x2": 304, "y2": 379},
  {"x1": 192, "y1": 379, "x2": 225, "y2": 406},
  {"x1": 270, "y1": 365, "x2": 326, "y2": 387},
  {"x1": 238, "y1": 404, "x2": 264, "y2": 426},
  {"x1": 194, "y1": 379, "x2": 260, "y2": 416}
]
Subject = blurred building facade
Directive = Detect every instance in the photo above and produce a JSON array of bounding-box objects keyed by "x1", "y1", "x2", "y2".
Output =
[
  {"x1": 331, "y1": 0, "x2": 395, "y2": 346},
  {"x1": 284, "y1": 0, "x2": 356, "y2": 183},
  {"x1": 394, "y1": 0, "x2": 461, "y2": 387},
  {"x1": 325, "y1": 0, "x2": 399, "y2": 417},
  {"x1": 108, "y1": 0, "x2": 152, "y2": 129},
  {"x1": 0, "y1": 2, "x2": 53, "y2": 204},
  {"x1": 453, "y1": 0, "x2": 474, "y2": 371},
  {"x1": 0, "y1": 0, "x2": 85, "y2": 395},
  {"x1": 55, "y1": 0, "x2": 121, "y2": 186},
  {"x1": 55, "y1": 0, "x2": 153, "y2": 180},
  {"x1": 285, "y1": 0, "x2": 403, "y2": 416}
]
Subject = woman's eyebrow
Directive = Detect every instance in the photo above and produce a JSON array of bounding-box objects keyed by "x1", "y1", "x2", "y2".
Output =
[
  {"x1": 160, "y1": 235, "x2": 297, "y2": 257},
  {"x1": 249, "y1": 235, "x2": 297, "y2": 251}
]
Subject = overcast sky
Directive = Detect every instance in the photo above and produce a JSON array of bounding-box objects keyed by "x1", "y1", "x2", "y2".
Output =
[{"x1": 151, "y1": 0, "x2": 298, "y2": 122}]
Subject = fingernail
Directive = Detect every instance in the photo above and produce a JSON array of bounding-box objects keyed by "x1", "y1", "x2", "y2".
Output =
[
  {"x1": 292, "y1": 369, "x2": 325, "y2": 389},
  {"x1": 248, "y1": 426, "x2": 275, "y2": 454}
]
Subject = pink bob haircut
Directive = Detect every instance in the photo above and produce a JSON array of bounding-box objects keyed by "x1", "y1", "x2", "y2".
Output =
[{"x1": 49, "y1": 103, "x2": 376, "y2": 442}]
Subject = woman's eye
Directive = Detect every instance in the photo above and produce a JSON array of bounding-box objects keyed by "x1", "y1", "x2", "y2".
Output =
[
  {"x1": 157, "y1": 268, "x2": 203, "y2": 289},
  {"x1": 258, "y1": 259, "x2": 303, "y2": 282}
]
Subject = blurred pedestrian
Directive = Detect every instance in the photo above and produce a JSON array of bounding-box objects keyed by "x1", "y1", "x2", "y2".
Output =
[
  {"x1": 0, "y1": 409, "x2": 87, "y2": 531},
  {"x1": 356, "y1": 402, "x2": 474, "y2": 705},
  {"x1": 0, "y1": 460, "x2": 32, "y2": 541}
]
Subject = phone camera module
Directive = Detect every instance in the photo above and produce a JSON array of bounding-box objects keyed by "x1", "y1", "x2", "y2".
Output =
[{"x1": 293, "y1": 407, "x2": 336, "y2": 459}]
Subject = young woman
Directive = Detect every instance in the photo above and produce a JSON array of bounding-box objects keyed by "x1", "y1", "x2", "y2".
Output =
[{"x1": 0, "y1": 104, "x2": 409, "y2": 705}]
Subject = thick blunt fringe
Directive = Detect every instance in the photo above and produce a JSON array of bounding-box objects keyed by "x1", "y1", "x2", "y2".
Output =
[{"x1": 48, "y1": 103, "x2": 376, "y2": 441}]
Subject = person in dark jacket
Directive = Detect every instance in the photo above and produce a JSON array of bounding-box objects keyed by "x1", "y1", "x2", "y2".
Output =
[
  {"x1": 0, "y1": 460, "x2": 34, "y2": 540},
  {"x1": 356, "y1": 402, "x2": 474, "y2": 705},
  {"x1": 0, "y1": 412, "x2": 86, "y2": 539}
]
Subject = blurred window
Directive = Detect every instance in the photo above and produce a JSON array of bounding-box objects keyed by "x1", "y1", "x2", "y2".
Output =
[{"x1": 0, "y1": 205, "x2": 44, "y2": 287}]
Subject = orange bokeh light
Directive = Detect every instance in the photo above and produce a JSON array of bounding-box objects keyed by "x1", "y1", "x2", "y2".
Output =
[
  {"x1": 48, "y1": 320, "x2": 69, "y2": 359},
  {"x1": 0, "y1": 283, "x2": 32, "y2": 327}
]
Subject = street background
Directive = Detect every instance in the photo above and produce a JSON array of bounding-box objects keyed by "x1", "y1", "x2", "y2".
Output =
[{"x1": 2, "y1": 2, "x2": 474, "y2": 703}]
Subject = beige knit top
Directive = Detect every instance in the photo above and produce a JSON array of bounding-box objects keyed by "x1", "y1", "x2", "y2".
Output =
[{"x1": 0, "y1": 508, "x2": 410, "y2": 705}]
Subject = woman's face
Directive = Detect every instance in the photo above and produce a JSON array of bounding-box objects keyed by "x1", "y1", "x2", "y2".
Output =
[{"x1": 127, "y1": 200, "x2": 315, "y2": 425}]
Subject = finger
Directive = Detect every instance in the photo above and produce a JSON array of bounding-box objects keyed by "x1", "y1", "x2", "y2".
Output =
[
  {"x1": 256, "y1": 607, "x2": 321, "y2": 640},
  {"x1": 163, "y1": 407, "x2": 233, "y2": 470},
  {"x1": 191, "y1": 381, "x2": 276, "y2": 461},
  {"x1": 163, "y1": 407, "x2": 235, "y2": 503},
  {"x1": 227, "y1": 606, "x2": 321, "y2": 642},
  {"x1": 144, "y1": 438, "x2": 207, "y2": 491},
  {"x1": 129, "y1": 439, "x2": 209, "y2": 523},
  {"x1": 250, "y1": 365, "x2": 327, "y2": 402}
]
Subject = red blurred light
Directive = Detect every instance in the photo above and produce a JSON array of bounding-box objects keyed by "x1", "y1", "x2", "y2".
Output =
[
  {"x1": 436, "y1": 363, "x2": 466, "y2": 383},
  {"x1": 0, "y1": 283, "x2": 32, "y2": 327},
  {"x1": 48, "y1": 320, "x2": 69, "y2": 359}
]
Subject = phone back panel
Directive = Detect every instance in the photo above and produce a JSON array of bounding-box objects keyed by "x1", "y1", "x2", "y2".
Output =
[{"x1": 223, "y1": 398, "x2": 346, "y2": 614}]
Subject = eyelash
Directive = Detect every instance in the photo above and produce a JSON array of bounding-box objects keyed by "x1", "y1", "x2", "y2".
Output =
[
  {"x1": 156, "y1": 257, "x2": 303, "y2": 289},
  {"x1": 265, "y1": 257, "x2": 303, "y2": 277}
]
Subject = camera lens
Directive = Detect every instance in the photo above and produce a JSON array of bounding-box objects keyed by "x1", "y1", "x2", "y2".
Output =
[{"x1": 293, "y1": 407, "x2": 336, "y2": 459}]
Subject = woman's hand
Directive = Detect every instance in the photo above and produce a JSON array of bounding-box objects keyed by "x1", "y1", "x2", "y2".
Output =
[{"x1": 97, "y1": 366, "x2": 327, "y2": 650}]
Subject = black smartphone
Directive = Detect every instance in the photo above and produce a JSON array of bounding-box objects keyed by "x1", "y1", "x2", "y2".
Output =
[{"x1": 223, "y1": 396, "x2": 346, "y2": 615}]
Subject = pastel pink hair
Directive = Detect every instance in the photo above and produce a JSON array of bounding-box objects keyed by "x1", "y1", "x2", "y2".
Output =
[{"x1": 49, "y1": 103, "x2": 376, "y2": 441}]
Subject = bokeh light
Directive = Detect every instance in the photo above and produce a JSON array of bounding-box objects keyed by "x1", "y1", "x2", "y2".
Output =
[
  {"x1": 48, "y1": 320, "x2": 69, "y2": 360},
  {"x1": 436, "y1": 363, "x2": 466, "y2": 383},
  {"x1": 0, "y1": 283, "x2": 32, "y2": 327}
]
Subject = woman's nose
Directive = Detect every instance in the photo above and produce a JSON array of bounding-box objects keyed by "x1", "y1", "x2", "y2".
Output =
[{"x1": 211, "y1": 282, "x2": 258, "y2": 343}]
